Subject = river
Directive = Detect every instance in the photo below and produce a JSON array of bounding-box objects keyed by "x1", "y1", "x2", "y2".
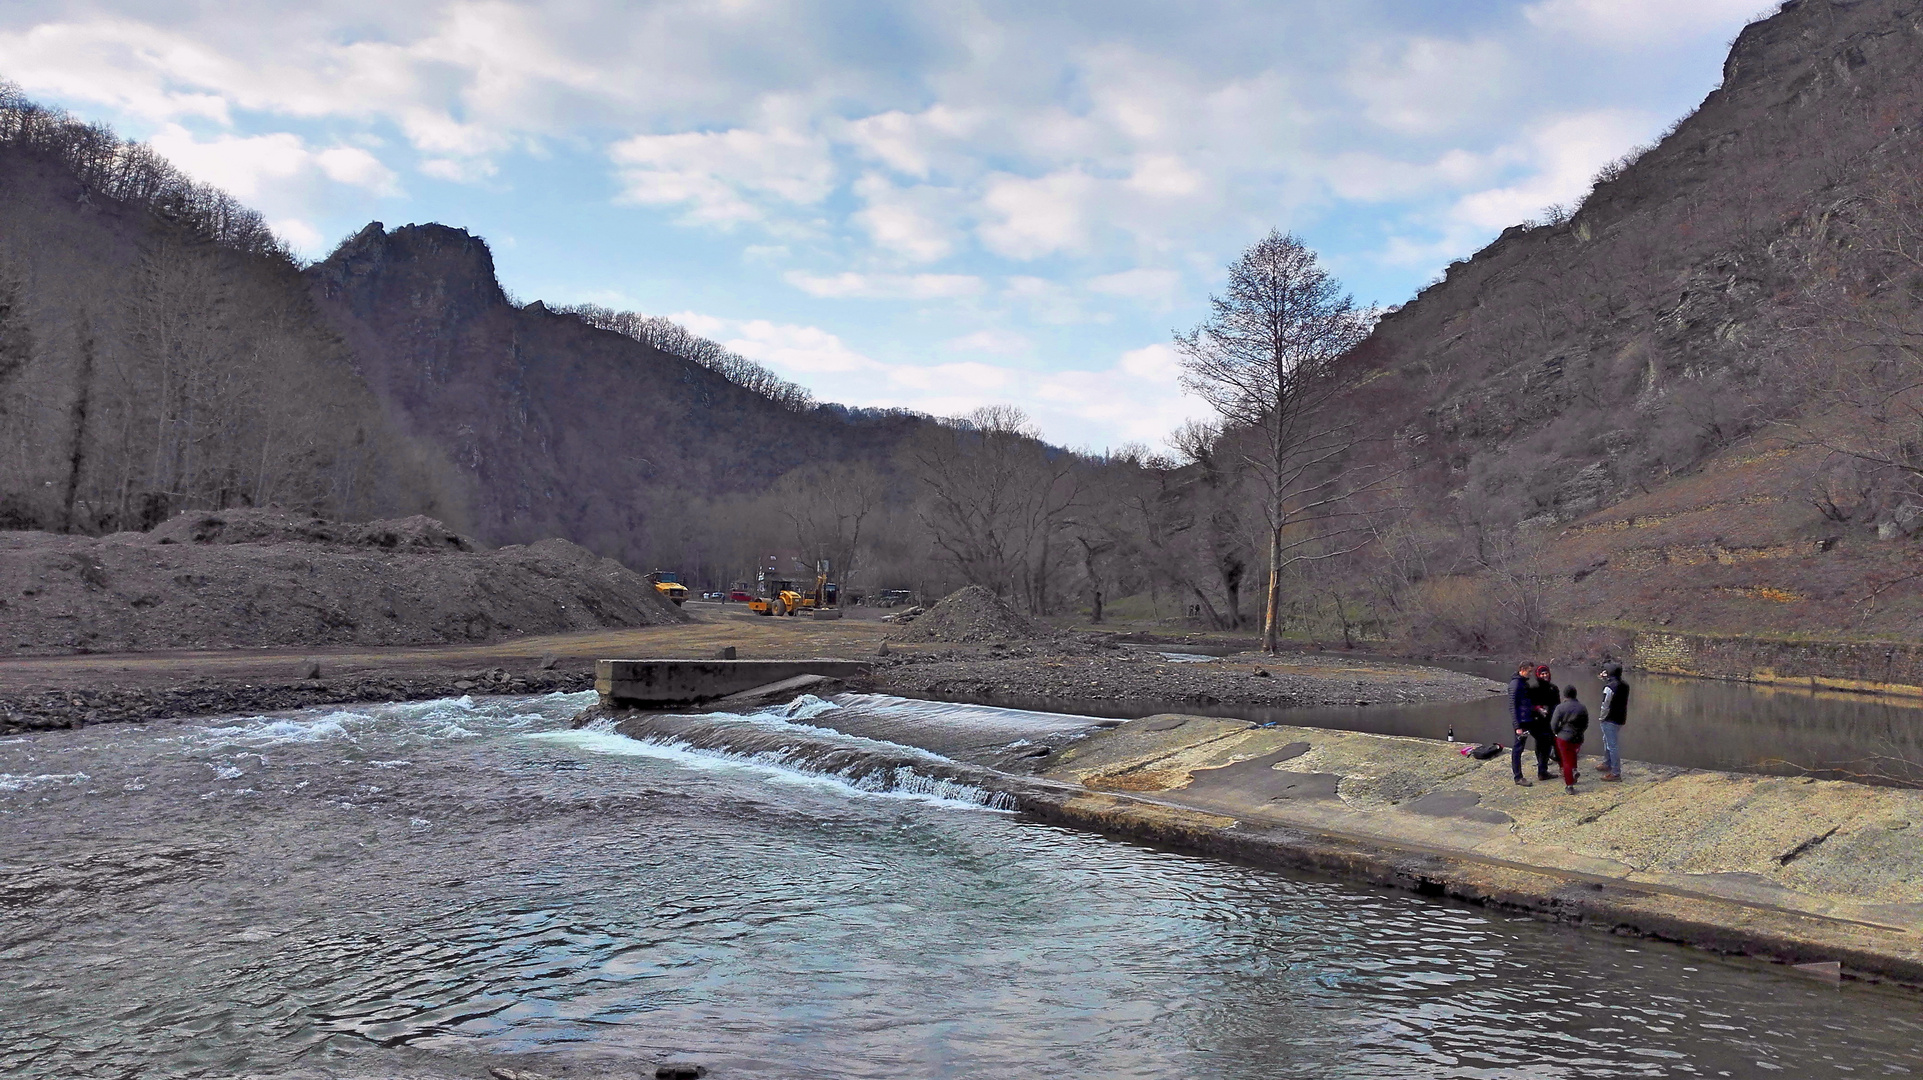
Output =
[{"x1": 3, "y1": 691, "x2": 1918, "y2": 1078}]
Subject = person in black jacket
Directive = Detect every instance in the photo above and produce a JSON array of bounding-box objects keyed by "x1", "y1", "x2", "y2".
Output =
[
  {"x1": 1511, "y1": 664, "x2": 1560, "y2": 785},
  {"x1": 1550, "y1": 684, "x2": 1590, "y2": 794},
  {"x1": 1596, "y1": 661, "x2": 1630, "y2": 782},
  {"x1": 1509, "y1": 661, "x2": 1547, "y2": 785}
]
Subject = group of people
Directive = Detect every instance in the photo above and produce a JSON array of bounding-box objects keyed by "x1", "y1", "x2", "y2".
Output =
[{"x1": 1508, "y1": 661, "x2": 1630, "y2": 793}]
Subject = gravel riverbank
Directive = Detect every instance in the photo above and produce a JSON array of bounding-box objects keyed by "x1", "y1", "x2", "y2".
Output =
[{"x1": 875, "y1": 645, "x2": 1501, "y2": 711}]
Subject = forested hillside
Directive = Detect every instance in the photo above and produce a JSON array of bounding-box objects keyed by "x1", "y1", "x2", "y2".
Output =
[
  {"x1": 0, "y1": 85, "x2": 461, "y2": 533},
  {"x1": 5, "y1": 0, "x2": 1923, "y2": 652}
]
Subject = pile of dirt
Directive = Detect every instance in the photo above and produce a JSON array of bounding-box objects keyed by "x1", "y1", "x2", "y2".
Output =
[
  {"x1": 142, "y1": 508, "x2": 479, "y2": 551},
  {"x1": 0, "y1": 513, "x2": 687, "y2": 655},
  {"x1": 889, "y1": 586, "x2": 1056, "y2": 644}
]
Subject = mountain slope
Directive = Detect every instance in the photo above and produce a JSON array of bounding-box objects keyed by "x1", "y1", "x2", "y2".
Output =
[
  {"x1": 1345, "y1": 0, "x2": 1923, "y2": 643},
  {"x1": 304, "y1": 222, "x2": 930, "y2": 567}
]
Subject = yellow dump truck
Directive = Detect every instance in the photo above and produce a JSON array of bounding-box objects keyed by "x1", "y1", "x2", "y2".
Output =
[{"x1": 647, "y1": 570, "x2": 688, "y2": 606}]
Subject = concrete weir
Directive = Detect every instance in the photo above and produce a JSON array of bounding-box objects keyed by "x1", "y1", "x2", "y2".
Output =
[
  {"x1": 594, "y1": 658, "x2": 873, "y2": 710},
  {"x1": 1029, "y1": 715, "x2": 1923, "y2": 989}
]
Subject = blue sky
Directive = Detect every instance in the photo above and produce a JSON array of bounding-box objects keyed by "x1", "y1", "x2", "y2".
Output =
[{"x1": 1, "y1": 0, "x2": 1769, "y2": 451}]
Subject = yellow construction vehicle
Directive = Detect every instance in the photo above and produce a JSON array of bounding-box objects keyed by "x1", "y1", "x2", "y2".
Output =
[
  {"x1": 797, "y1": 571, "x2": 839, "y2": 610},
  {"x1": 647, "y1": 570, "x2": 688, "y2": 606},
  {"x1": 749, "y1": 579, "x2": 805, "y2": 617}
]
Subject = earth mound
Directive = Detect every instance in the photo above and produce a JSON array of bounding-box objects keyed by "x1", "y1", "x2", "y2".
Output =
[
  {"x1": 890, "y1": 585, "x2": 1056, "y2": 644},
  {"x1": 0, "y1": 512, "x2": 687, "y2": 655},
  {"x1": 143, "y1": 509, "x2": 480, "y2": 551}
]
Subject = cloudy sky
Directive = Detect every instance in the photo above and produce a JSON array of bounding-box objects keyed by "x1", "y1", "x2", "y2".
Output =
[{"x1": 1, "y1": 0, "x2": 1767, "y2": 450}]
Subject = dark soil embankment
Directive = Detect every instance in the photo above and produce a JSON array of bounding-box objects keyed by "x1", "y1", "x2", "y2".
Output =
[
  {"x1": 0, "y1": 509, "x2": 685, "y2": 655},
  {"x1": 888, "y1": 586, "x2": 1057, "y2": 644}
]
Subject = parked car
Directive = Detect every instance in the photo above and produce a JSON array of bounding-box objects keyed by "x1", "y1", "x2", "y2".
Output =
[{"x1": 729, "y1": 589, "x2": 754, "y2": 603}]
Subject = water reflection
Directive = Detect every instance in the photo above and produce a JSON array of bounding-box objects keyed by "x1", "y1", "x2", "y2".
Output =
[{"x1": 962, "y1": 657, "x2": 1923, "y2": 786}]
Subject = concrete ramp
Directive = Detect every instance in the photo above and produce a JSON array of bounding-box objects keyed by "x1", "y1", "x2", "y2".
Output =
[{"x1": 596, "y1": 659, "x2": 872, "y2": 709}]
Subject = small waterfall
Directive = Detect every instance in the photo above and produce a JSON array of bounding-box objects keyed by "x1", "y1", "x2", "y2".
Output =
[{"x1": 580, "y1": 697, "x2": 1030, "y2": 811}]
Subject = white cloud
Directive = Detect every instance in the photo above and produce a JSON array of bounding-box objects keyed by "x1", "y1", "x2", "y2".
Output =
[
  {"x1": 1088, "y1": 268, "x2": 1181, "y2": 307},
  {"x1": 669, "y1": 313, "x2": 1208, "y2": 449},
  {"x1": 840, "y1": 105, "x2": 980, "y2": 179},
  {"x1": 1347, "y1": 37, "x2": 1513, "y2": 135},
  {"x1": 419, "y1": 156, "x2": 500, "y2": 183},
  {"x1": 784, "y1": 271, "x2": 984, "y2": 300},
  {"x1": 140, "y1": 125, "x2": 400, "y2": 254},
  {"x1": 1005, "y1": 276, "x2": 1109, "y2": 325},
  {"x1": 722, "y1": 319, "x2": 877, "y2": 375},
  {"x1": 610, "y1": 126, "x2": 833, "y2": 224},
  {"x1": 1524, "y1": 0, "x2": 1767, "y2": 44},
  {"x1": 1450, "y1": 109, "x2": 1648, "y2": 229},
  {"x1": 977, "y1": 169, "x2": 1098, "y2": 260},
  {"x1": 850, "y1": 174, "x2": 961, "y2": 262},
  {"x1": 947, "y1": 329, "x2": 1032, "y2": 354},
  {"x1": 1126, "y1": 154, "x2": 1205, "y2": 198},
  {"x1": 269, "y1": 217, "x2": 325, "y2": 251}
]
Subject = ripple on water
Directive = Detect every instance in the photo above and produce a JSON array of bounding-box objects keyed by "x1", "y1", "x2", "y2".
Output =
[{"x1": 1, "y1": 691, "x2": 1920, "y2": 1079}]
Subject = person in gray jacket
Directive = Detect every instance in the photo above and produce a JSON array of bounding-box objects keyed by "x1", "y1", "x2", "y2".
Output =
[
  {"x1": 1550, "y1": 684, "x2": 1589, "y2": 794},
  {"x1": 1596, "y1": 661, "x2": 1630, "y2": 782}
]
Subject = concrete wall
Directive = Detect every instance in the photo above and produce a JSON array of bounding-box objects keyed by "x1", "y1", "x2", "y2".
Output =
[{"x1": 596, "y1": 659, "x2": 873, "y2": 707}]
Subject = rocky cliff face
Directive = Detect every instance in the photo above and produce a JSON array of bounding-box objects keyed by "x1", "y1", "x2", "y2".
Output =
[
  {"x1": 1350, "y1": 0, "x2": 1923, "y2": 641},
  {"x1": 306, "y1": 223, "x2": 923, "y2": 567}
]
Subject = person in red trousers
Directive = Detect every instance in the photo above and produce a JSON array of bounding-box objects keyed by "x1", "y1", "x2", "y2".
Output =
[{"x1": 1549, "y1": 683, "x2": 1590, "y2": 794}]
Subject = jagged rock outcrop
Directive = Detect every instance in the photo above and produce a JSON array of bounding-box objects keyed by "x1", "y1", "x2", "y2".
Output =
[{"x1": 305, "y1": 223, "x2": 926, "y2": 567}]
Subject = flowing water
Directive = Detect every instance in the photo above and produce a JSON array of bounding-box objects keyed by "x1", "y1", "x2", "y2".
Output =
[{"x1": 3, "y1": 692, "x2": 1919, "y2": 1079}]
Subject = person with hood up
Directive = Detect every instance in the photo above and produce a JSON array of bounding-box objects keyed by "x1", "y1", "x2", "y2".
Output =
[
  {"x1": 1528, "y1": 665, "x2": 1563, "y2": 776},
  {"x1": 1596, "y1": 661, "x2": 1630, "y2": 782},
  {"x1": 1509, "y1": 661, "x2": 1554, "y2": 785},
  {"x1": 1550, "y1": 684, "x2": 1590, "y2": 794}
]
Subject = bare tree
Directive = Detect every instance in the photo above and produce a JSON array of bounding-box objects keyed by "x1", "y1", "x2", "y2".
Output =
[
  {"x1": 912, "y1": 406, "x2": 1080, "y2": 611},
  {"x1": 1175, "y1": 230, "x2": 1388, "y2": 652},
  {"x1": 772, "y1": 460, "x2": 885, "y2": 589}
]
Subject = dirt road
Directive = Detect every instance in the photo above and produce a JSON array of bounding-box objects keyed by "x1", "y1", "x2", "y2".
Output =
[{"x1": 0, "y1": 603, "x2": 1496, "y2": 733}]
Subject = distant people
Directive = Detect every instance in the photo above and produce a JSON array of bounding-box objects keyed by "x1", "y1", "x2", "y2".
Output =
[
  {"x1": 1509, "y1": 661, "x2": 1554, "y2": 786},
  {"x1": 1596, "y1": 661, "x2": 1630, "y2": 782},
  {"x1": 1550, "y1": 684, "x2": 1590, "y2": 794}
]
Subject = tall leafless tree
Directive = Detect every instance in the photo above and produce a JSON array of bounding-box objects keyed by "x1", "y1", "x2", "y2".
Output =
[{"x1": 1175, "y1": 230, "x2": 1386, "y2": 652}]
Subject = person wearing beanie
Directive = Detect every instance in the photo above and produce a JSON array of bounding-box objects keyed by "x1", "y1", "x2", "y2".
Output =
[
  {"x1": 1509, "y1": 661, "x2": 1554, "y2": 785},
  {"x1": 1549, "y1": 683, "x2": 1589, "y2": 794},
  {"x1": 1596, "y1": 661, "x2": 1630, "y2": 782}
]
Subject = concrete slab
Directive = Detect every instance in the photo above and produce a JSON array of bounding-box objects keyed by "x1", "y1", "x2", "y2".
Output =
[
  {"x1": 1041, "y1": 713, "x2": 1923, "y2": 985},
  {"x1": 595, "y1": 658, "x2": 872, "y2": 708}
]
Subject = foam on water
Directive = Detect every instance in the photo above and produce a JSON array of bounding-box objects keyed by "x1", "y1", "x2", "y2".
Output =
[
  {"x1": 182, "y1": 691, "x2": 598, "y2": 752},
  {"x1": 528, "y1": 722, "x2": 1018, "y2": 812},
  {"x1": 832, "y1": 692, "x2": 1109, "y2": 732},
  {"x1": 0, "y1": 773, "x2": 89, "y2": 792},
  {"x1": 685, "y1": 695, "x2": 958, "y2": 766}
]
